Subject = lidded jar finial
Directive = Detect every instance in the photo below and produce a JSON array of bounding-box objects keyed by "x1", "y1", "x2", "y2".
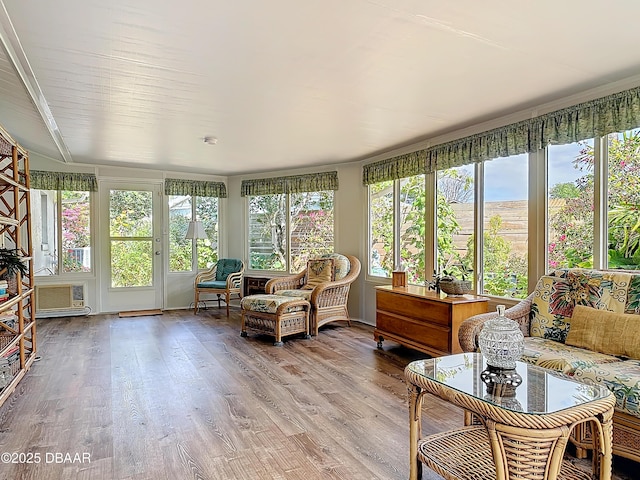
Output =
[{"x1": 478, "y1": 304, "x2": 524, "y2": 370}]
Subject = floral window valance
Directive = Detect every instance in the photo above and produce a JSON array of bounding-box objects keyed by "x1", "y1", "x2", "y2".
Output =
[
  {"x1": 30, "y1": 170, "x2": 98, "y2": 191},
  {"x1": 241, "y1": 171, "x2": 338, "y2": 196},
  {"x1": 363, "y1": 85, "x2": 640, "y2": 185},
  {"x1": 164, "y1": 178, "x2": 227, "y2": 198}
]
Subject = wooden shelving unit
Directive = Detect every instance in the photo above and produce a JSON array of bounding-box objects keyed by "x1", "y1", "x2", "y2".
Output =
[{"x1": 0, "y1": 124, "x2": 35, "y2": 407}]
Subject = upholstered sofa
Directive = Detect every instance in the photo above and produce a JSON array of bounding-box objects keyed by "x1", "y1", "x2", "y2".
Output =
[{"x1": 459, "y1": 268, "x2": 640, "y2": 462}]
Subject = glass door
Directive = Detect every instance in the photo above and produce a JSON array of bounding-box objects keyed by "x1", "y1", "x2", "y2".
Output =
[{"x1": 100, "y1": 182, "x2": 163, "y2": 312}]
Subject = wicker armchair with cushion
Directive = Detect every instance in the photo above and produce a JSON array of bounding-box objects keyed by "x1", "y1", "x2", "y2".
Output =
[
  {"x1": 265, "y1": 253, "x2": 360, "y2": 335},
  {"x1": 194, "y1": 258, "x2": 244, "y2": 316}
]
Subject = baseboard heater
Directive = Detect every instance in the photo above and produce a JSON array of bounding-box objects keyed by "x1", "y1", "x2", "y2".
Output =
[{"x1": 35, "y1": 284, "x2": 90, "y2": 318}]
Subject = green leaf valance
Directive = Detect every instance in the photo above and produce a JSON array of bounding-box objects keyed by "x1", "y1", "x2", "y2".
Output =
[
  {"x1": 241, "y1": 171, "x2": 338, "y2": 196},
  {"x1": 536, "y1": 87, "x2": 640, "y2": 147},
  {"x1": 361, "y1": 151, "x2": 429, "y2": 186},
  {"x1": 363, "y1": 85, "x2": 640, "y2": 184},
  {"x1": 30, "y1": 170, "x2": 97, "y2": 191},
  {"x1": 425, "y1": 119, "x2": 536, "y2": 171},
  {"x1": 164, "y1": 178, "x2": 227, "y2": 198}
]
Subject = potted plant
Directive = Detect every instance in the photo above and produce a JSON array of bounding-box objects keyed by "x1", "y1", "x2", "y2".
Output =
[{"x1": 0, "y1": 248, "x2": 28, "y2": 294}]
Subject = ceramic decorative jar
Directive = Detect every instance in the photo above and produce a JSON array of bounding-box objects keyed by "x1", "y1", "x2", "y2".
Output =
[{"x1": 478, "y1": 304, "x2": 524, "y2": 369}]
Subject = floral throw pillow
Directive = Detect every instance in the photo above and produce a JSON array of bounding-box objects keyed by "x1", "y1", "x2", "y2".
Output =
[{"x1": 302, "y1": 258, "x2": 335, "y2": 290}]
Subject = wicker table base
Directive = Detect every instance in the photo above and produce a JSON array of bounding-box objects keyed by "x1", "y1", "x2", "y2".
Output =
[
  {"x1": 419, "y1": 425, "x2": 595, "y2": 480},
  {"x1": 240, "y1": 297, "x2": 310, "y2": 346},
  {"x1": 405, "y1": 354, "x2": 615, "y2": 480}
]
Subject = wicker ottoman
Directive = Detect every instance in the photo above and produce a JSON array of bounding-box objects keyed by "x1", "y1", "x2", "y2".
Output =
[{"x1": 240, "y1": 294, "x2": 311, "y2": 346}]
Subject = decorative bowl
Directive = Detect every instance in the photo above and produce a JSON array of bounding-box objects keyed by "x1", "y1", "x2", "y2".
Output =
[{"x1": 438, "y1": 279, "x2": 472, "y2": 296}]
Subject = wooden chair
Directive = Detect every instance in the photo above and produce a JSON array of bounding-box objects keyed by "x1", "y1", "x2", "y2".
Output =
[
  {"x1": 194, "y1": 258, "x2": 244, "y2": 316},
  {"x1": 265, "y1": 254, "x2": 360, "y2": 335}
]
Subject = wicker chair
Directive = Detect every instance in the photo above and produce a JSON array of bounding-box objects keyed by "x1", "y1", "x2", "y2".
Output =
[
  {"x1": 194, "y1": 258, "x2": 244, "y2": 316},
  {"x1": 265, "y1": 254, "x2": 360, "y2": 335}
]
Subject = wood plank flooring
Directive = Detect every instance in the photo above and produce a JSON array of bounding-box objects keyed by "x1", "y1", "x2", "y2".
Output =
[{"x1": 0, "y1": 308, "x2": 636, "y2": 480}]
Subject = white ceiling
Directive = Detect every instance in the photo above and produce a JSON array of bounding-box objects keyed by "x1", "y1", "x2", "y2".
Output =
[{"x1": 1, "y1": 0, "x2": 639, "y2": 176}]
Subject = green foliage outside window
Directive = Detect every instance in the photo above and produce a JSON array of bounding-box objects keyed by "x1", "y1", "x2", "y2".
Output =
[
  {"x1": 249, "y1": 194, "x2": 287, "y2": 271},
  {"x1": 169, "y1": 195, "x2": 218, "y2": 272},
  {"x1": 369, "y1": 181, "x2": 393, "y2": 277},
  {"x1": 463, "y1": 216, "x2": 527, "y2": 298},
  {"x1": 169, "y1": 206, "x2": 192, "y2": 272},
  {"x1": 111, "y1": 240, "x2": 152, "y2": 287},
  {"x1": 290, "y1": 192, "x2": 334, "y2": 272},
  {"x1": 248, "y1": 192, "x2": 334, "y2": 272},
  {"x1": 549, "y1": 130, "x2": 640, "y2": 270},
  {"x1": 109, "y1": 190, "x2": 152, "y2": 287},
  {"x1": 61, "y1": 191, "x2": 91, "y2": 273},
  {"x1": 195, "y1": 197, "x2": 219, "y2": 269}
]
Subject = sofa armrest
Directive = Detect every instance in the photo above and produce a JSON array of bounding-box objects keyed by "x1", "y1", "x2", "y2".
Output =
[{"x1": 458, "y1": 292, "x2": 535, "y2": 352}]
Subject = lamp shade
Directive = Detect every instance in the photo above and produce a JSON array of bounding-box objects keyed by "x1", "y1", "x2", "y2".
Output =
[{"x1": 185, "y1": 220, "x2": 207, "y2": 240}]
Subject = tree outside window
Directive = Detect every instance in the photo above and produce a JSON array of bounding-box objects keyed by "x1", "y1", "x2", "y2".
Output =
[
  {"x1": 31, "y1": 189, "x2": 91, "y2": 276},
  {"x1": 548, "y1": 140, "x2": 594, "y2": 270},
  {"x1": 369, "y1": 181, "x2": 393, "y2": 277},
  {"x1": 195, "y1": 196, "x2": 219, "y2": 269},
  {"x1": 248, "y1": 191, "x2": 334, "y2": 272},
  {"x1": 437, "y1": 167, "x2": 474, "y2": 283},
  {"x1": 290, "y1": 191, "x2": 333, "y2": 272},
  {"x1": 548, "y1": 129, "x2": 640, "y2": 270},
  {"x1": 169, "y1": 195, "x2": 218, "y2": 272}
]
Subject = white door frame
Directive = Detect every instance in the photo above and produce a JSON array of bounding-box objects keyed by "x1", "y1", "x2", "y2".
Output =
[{"x1": 99, "y1": 180, "x2": 164, "y2": 313}]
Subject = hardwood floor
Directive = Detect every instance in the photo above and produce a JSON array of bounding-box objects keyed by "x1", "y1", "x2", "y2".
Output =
[{"x1": 0, "y1": 308, "x2": 636, "y2": 479}]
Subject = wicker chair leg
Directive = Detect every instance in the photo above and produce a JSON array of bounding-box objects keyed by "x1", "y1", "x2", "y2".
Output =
[
  {"x1": 275, "y1": 316, "x2": 282, "y2": 345},
  {"x1": 240, "y1": 311, "x2": 247, "y2": 336}
]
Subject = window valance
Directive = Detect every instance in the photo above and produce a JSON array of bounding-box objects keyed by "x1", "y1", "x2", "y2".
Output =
[
  {"x1": 361, "y1": 151, "x2": 429, "y2": 186},
  {"x1": 241, "y1": 171, "x2": 338, "y2": 196},
  {"x1": 30, "y1": 170, "x2": 98, "y2": 191},
  {"x1": 164, "y1": 178, "x2": 227, "y2": 198},
  {"x1": 363, "y1": 85, "x2": 640, "y2": 184}
]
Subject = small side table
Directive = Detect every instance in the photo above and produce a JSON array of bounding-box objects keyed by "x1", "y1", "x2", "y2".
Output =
[
  {"x1": 243, "y1": 275, "x2": 274, "y2": 296},
  {"x1": 405, "y1": 353, "x2": 615, "y2": 480}
]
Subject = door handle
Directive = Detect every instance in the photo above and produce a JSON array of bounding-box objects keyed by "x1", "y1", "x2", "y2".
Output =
[{"x1": 155, "y1": 251, "x2": 161, "y2": 255}]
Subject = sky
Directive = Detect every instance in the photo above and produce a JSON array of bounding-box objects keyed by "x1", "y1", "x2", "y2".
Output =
[{"x1": 456, "y1": 141, "x2": 591, "y2": 202}]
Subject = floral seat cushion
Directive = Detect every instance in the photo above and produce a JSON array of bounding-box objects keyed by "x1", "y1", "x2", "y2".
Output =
[
  {"x1": 521, "y1": 337, "x2": 621, "y2": 374},
  {"x1": 240, "y1": 294, "x2": 305, "y2": 314},
  {"x1": 274, "y1": 289, "x2": 312, "y2": 300},
  {"x1": 572, "y1": 360, "x2": 640, "y2": 418}
]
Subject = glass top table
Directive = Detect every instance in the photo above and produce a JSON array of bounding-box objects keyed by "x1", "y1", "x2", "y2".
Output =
[{"x1": 405, "y1": 353, "x2": 615, "y2": 480}]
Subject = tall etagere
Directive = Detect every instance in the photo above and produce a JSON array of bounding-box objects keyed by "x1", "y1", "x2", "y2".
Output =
[{"x1": 0, "y1": 124, "x2": 35, "y2": 407}]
